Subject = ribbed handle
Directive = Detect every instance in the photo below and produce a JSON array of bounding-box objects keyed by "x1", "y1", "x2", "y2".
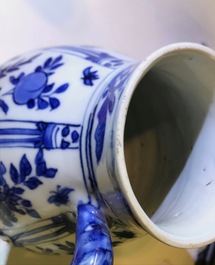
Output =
[{"x1": 71, "y1": 203, "x2": 113, "y2": 265}]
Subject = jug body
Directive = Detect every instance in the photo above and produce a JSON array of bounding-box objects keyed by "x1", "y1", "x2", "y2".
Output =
[
  {"x1": 0, "y1": 46, "x2": 141, "y2": 255},
  {"x1": 1, "y1": 44, "x2": 215, "y2": 264}
]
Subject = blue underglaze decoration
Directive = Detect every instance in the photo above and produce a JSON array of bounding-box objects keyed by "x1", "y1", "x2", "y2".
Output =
[
  {"x1": 0, "y1": 149, "x2": 59, "y2": 227},
  {"x1": 0, "y1": 98, "x2": 9, "y2": 114},
  {"x1": 0, "y1": 54, "x2": 41, "y2": 79},
  {"x1": 32, "y1": 240, "x2": 75, "y2": 255},
  {"x1": 85, "y1": 110, "x2": 98, "y2": 192},
  {"x1": 0, "y1": 120, "x2": 81, "y2": 150},
  {"x1": 0, "y1": 55, "x2": 69, "y2": 114},
  {"x1": 35, "y1": 246, "x2": 58, "y2": 255},
  {"x1": 0, "y1": 159, "x2": 40, "y2": 227},
  {"x1": 71, "y1": 203, "x2": 113, "y2": 265},
  {"x1": 54, "y1": 46, "x2": 128, "y2": 69},
  {"x1": 7, "y1": 213, "x2": 76, "y2": 247},
  {"x1": 94, "y1": 65, "x2": 136, "y2": 163},
  {"x1": 54, "y1": 241, "x2": 75, "y2": 255},
  {"x1": 81, "y1": 66, "x2": 99, "y2": 86},
  {"x1": 48, "y1": 185, "x2": 74, "y2": 206},
  {"x1": 35, "y1": 149, "x2": 58, "y2": 179},
  {"x1": 0, "y1": 54, "x2": 41, "y2": 114}
]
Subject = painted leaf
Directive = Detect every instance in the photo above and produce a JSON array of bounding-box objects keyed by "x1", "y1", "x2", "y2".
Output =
[
  {"x1": 10, "y1": 164, "x2": 20, "y2": 184},
  {"x1": 26, "y1": 209, "x2": 41, "y2": 219},
  {"x1": 54, "y1": 83, "x2": 69, "y2": 94},
  {"x1": 0, "y1": 99, "x2": 9, "y2": 114},
  {"x1": 42, "y1": 83, "x2": 54, "y2": 93},
  {"x1": 36, "y1": 161, "x2": 47, "y2": 176},
  {"x1": 47, "y1": 72, "x2": 55, "y2": 76},
  {"x1": 15, "y1": 208, "x2": 26, "y2": 215},
  {"x1": 38, "y1": 98, "x2": 49, "y2": 109},
  {"x1": 49, "y1": 97, "x2": 60, "y2": 110},
  {"x1": 0, "y1": 161, "x2": 6, "y2": 175},
  {"x1": 66, "y1": 241, "x2": 75, "y2": 247},
  {"x1": 21, "y1": 199, "x2": 32, "y2": 207},
  {"x1": 94, "y1": 99, "x2": 108, "y2": 163},
  {"x1": 25, "y1": 177, "x2": 43, "y2": 190},
  {"x1": 108, "y1": 93, "x2": 116, "y2": 113},
  {"x1": 52, "y1": 55, "x2": 63, "y2": 65},
  {"x1": 45, "y1": 168, "x2": 57, "y2": 178},
  {"x1": 44, "y1": 57, "x2": 53, "y2": 69},
  {"x1": 20, "y1": 154, "x2": 32, "y2": 180},
  {"x1": 13, "y1": 187, "x2": 25, "y2": 194},
  {"x1": 0, "y1": 175, "x2": 7, "y2": 187},
  {"x1": 35, "y1": 149, "x2": 44, "y2": 165},
  {"x1": 35, "y1": 66, "x2": 42, "y2": 72},
  {"x1": 9, "y1": 194, "x2": 21, "y2": 201},
  {"x1": 50, "y1": 63, "x2": 64, "y2": 70},
  {"x1": 95, "y1": 123, "x2": 106, "y2": 163}
]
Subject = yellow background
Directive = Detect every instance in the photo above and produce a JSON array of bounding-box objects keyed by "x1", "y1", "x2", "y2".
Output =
[{"x1": 8, "y1": 236, "x2": 194, "y2": 265}]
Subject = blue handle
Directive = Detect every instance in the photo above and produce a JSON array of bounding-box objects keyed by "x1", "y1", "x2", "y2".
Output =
[{"x1": 71, "y1": 203, "x2": 113, "y2": 265}]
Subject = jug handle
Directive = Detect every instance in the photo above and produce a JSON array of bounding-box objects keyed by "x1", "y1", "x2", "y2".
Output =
[
  {"x1": 0, "y1": 238, "x2": 11, "y2": 265},
  {"x1": 71, "y1": 203, "x2": 113, "y2": 265}
]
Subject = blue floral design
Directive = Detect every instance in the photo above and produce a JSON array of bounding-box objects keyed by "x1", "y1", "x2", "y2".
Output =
[
  {"x1": 0, "y1": 55, "x2": 69, "y2": 114},
  {"x1": 48, "y1": 185, "x2": 74, "y2": 206},
  {"x1": 0, "y1": 149, "x2": 58, "y2": 227},
  {"x1": 57, "y1": 46, "x2": 127, "y2": 69},
  {"x1": 0, "y1": 54, "x2": 41, "y2": 79},
  {"x1": 0, "y1": 54, "x2": 41, "y2": 114},
  {"x1": 35, "y1": 149, "x2": 58, "y2": 179},
  {"x1": 94, "y1": 65, "x2": 136, "y2": 162},
  {"x1": 81, "y1": 66, "x2": 99, "y2": 86},
  {"x1": 0, "y1": 161, "x2": 40, "y2": 227}
]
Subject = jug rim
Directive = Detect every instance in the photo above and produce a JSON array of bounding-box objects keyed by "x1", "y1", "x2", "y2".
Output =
[{"x1": 114, "y1": 42, "x2": 215, "y2": 248}]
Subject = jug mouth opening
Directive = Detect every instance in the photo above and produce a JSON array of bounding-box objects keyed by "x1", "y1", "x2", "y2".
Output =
[{"x1": 115, "y1": 42, "x2": 215, "y2": 247}]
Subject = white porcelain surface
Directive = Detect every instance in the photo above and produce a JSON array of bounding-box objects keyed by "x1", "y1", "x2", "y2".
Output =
[{"x1": 1, "y1": 1, "x2": 215, "y2": 264}]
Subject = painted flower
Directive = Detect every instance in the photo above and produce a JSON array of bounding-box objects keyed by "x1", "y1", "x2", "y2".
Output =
[
  {"x1": 0, "y1": 55, "x2": 69, "y2": 113},
  {"x1": 81, "y1": 66, "x2": 99, "y2": 86},
  {"x1": 48, "y1": 185, "x2": 74, "y2": 206},
  {"x1": 12, "y1": 72, "x2": 48, "y2": 105}
]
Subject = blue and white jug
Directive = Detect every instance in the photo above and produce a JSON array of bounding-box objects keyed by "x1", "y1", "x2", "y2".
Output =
[{"x1": 1, "y1": 43, "x2": 215, "y2": 265}]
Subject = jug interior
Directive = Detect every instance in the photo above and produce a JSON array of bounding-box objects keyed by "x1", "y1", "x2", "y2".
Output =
[{"x1": 124, "y1": 50, "x2": 215, "y2": 239}]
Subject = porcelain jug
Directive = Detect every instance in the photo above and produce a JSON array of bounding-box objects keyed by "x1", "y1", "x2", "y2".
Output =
[{"x1": 1, "y1": 43, "x2": 215, "y2": 265}]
